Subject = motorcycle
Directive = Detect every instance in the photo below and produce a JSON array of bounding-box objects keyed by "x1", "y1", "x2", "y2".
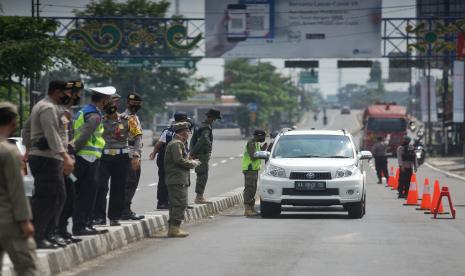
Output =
[{"x1": 413, "y1": 129, "x2": 425, "y2": 166}]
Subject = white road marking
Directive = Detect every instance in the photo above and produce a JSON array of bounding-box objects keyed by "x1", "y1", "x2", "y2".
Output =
[
  {"x1": 148, "y1": 183, "x2": 158, "y2": 187},
  {"x1": 212, "y1": 163, "x2": 218, "y2": 167},
  {"x1": 237, "y1": 154, "x2": 243, "y2": 157},
  {"x1": 221, "y1": 160, "x2": 227, "y2": 164},
  {"x1": 229, "y1": 157, "x2": 235, "y2": 160}
]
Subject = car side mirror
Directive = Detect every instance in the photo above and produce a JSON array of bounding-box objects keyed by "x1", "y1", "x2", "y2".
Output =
[
  {"x1": 254, "y1": 151, "x2": 270, "y2": 160},
  {"x1": 358, "y1": 151, "x2": 373, "y2": 160}
]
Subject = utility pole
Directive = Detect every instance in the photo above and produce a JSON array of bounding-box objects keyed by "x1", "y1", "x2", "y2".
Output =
[{"x1": 442, "y1": 0, "x2": 450, "y2": 156}]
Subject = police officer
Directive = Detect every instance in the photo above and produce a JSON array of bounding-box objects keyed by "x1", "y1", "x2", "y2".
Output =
[
  {"x1": 54, "y1": 80, "x2": 84, "y2": 245},
  {"x1": 164, "y1": 122, "x2": 201, "y2": 237},
  {"x1": 93, "y1": 94, "x2": 130, "y2": 226},
  {"x1": 242, "y1": 129, "x2": 267, "y2": 216},
  {"x1": 121, "y1": 92, "x2": 145, "y2": 220},
  {"x1": 149, "y1": 111, "x2": 191, "y2": 210},
  {"x1": 190, "y1": 108, "x2": 221, "y2": 204},
  {"x1": 71, "y1": 86, "x2": 115, "y2": 235},
  {"x1": 396, "y1": 136, "x2": 418, "y2": 198},
  {"x1": 371, "y1": 136, "x2": 389, "y2": 184},
  {"x1": 22, "y1": 80, "x2": 75, "y2": 249},
  {"x1": 0, "y1": 102, "x2": 39, "y2": 275}
]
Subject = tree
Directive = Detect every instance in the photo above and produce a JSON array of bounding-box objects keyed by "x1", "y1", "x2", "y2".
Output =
[
  {"x1": 220, "y1": 59, "x2": 303, "y2": 133},
  {"x1": 75, "y1": 0, "x2": 200, "y2": 124},
  {"x1": 0, "y1": 16, "x2": 112, "y2": 128}
]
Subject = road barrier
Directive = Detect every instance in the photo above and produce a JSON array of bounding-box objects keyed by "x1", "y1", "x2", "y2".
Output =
[{"x1": 433, "y1": 187, "x2": 456, "y2": 219}]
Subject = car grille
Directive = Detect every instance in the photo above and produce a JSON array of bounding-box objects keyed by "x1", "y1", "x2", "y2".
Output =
[
  {"x1": 289, "y1": 172, "x2": 332, "y2": 180},
  {"x1": 282, "y1": 188, "x2": 339, "y2": 196}
]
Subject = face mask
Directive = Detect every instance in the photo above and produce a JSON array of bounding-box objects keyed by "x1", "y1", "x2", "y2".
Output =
[
  {"x1": 129, "y1": 105, "x2": 141, "y2": 113},
  {"x1": 72, "y1": 95, "x2": 81, "y2": 106},
  {"x1": 104, "y1": 103, "x2": 118, "y2": 115},
  {"x1": 59, "y1": 94, "x2": 71, "y2": 105}
]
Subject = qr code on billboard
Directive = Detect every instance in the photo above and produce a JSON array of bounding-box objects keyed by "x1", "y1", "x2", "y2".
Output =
[
  {"x1": 231, "y1": 18, "x2": 244, "y2": 29},
  {"x1": 248, "y1": 15, "x2": 265, "y2": 30}
]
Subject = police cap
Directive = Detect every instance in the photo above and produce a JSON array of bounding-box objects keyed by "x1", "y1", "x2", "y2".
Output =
[
  {"x1": 89, "y1": 86, "x2": 116, "y2": 96},
  {"x1": 174, "y1": 111, "x2": 189, "y2": 122},
  {"x1": 205, "y1": 108, "x2": 222, "y2": 119},
  {"x1": 127, "y1": 92, "x2": 142, "y2": 101},
  {"x1": 253, "y1": 129, "x2": 266, "y2": 137}
]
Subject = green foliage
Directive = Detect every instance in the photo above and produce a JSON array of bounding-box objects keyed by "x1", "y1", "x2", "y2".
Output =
[
  {"x1": 221, "y1": 59, "x2": 304, "y2": 132},
  {"x1": 0, "y1": 16, "x2": 112, "y2": 81},
  {"x1": 77, "y1": 0, "x2": 200, "y2": 124}
]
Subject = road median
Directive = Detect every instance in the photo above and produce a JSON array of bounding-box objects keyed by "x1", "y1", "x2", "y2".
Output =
[{"x1": 1, "y1": 187, "x2": 244, "y2": 276}]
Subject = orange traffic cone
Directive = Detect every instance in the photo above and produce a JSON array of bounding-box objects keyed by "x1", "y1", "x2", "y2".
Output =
[
  {"x1": 404, "y1": 173, "x2": 419, "y2": 206},
  {"x1": 417, "y1": 178, "x2": 432, "y2": 210},
  {"x1": 427, "y1": 180, "x2": 445, "y2": 214},
  {"x1": 387, "y1": 166, "x2": 395, "y2": 187},
  {"x1": 391, "y1": 168, "x2": 400, "y2": 190}
]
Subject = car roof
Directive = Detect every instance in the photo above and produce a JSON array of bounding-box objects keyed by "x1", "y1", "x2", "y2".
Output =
[{"x1": 281, "y1": 130, "x2": 350, "y2": 136}]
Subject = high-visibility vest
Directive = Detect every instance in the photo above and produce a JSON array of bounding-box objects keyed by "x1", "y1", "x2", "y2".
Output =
[
  {"x1": 242, "y1": 140, "x2": 261, "y2": 171},
  {"x1": 73, "y1": 104, "x2": 105, "y2": 158}
]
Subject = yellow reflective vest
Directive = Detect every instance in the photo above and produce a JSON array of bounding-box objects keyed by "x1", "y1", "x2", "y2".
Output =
[
  {"x1": 73, "y1": 104, "x2": 105, "y2": 158},
  {"x1": 242, "y1": 139, "x2": 261, "y2": 171}
]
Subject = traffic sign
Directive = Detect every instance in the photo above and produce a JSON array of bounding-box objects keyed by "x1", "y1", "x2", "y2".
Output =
[
  {"x1": 159, "y1": 59, "x2": 197, "y2": 69},
  {"x1": 114, "y1": 59, "x2": 152, "y2": 68},
  {"x1": 299, "y1": 70, "x2": 318, "y2": 84},
  {"x1": 285, "y1": 60, "x2": 319, "y2": 68},
  {"x1": 337, "y1": 60, "x2": 372, "y2": 68},
  {"x1": 247, "y1": 102, "x2": 258, "y2": 112}
]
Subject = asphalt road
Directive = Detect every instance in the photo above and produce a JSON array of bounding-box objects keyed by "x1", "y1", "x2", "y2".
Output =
[{"x1": 65, "y1": 109, "x2": 465, "y2": 276}]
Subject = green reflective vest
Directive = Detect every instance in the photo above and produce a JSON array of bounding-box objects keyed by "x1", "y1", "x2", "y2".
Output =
[
  {"x1": 242, "y1": 140, "x2": 261, "y2": 171},
  {"x1": 73, "y1": 105, "x2": 105, "y2": 158}
]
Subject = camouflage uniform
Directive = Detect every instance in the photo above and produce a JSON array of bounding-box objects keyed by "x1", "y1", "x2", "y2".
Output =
[
  {"x1": 190, "y1": 121, "x2": 213, "y2": 196},
  {"x1": 0, "y1": 137, "x2": 39, "y2": 275},
  {"x1": 164, "y1": 138, "x2": 198, "y2": 227}
]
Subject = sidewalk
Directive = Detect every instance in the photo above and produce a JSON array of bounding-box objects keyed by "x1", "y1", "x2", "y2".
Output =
[
  {"x1": 426, "y1": 156, "x2": 465, "y2": 178},
  {"x1": 1, "y1": 188, "x2": 244, "y2": 276}
]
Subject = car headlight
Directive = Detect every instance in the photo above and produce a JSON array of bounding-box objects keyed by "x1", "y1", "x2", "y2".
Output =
[
  {"x1": 335, "y1": 165, "x2": 358, "y2": 178},
  {"x1": 265, "y1": 165, "x2": 286, "y2": 178}
]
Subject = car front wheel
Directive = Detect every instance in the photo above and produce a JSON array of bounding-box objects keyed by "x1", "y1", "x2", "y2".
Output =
[
  {"x1": 260, "y1": 200, "x2": 281, "y2": 218},
  {"x1": 347, "y1": 194, "x2": 365, "y2": 219}
]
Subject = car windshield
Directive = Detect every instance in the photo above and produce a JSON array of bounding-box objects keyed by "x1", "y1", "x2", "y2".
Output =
[
  {"x1": 273, "y1": 135, "x2": 354, "y2": 158},
  {"x1": 366, "y1": 118, "x2": 406, "y2": 132}
]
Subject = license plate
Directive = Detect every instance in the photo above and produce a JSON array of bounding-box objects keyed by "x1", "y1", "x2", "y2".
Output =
[{"x1": 295, "y1": 181, "x2": 326, "y2": 191}]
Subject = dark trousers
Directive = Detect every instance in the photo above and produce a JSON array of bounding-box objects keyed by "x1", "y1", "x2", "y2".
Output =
[
  {"x1": 58, "y1": 176, "x2": 75, "y2": 234},
  {"x1": 123, "y1": 163, "x2": 141, "y2": 215},
  {"x1": 374, "y1": 156, "x2": 389, "y2": 183},
  {"x1": 29, "y1": 156, "x2": 65, "y2": 241},
  {"x1": 398, "y1": 167, "x2": 413, "y2": 196},
  {"x1": 72, "y1": 156, "x2": 101, "y2": 230},
  {"x1": 94, "y1": 153, "x2": 129, "y2": 221},
  {"x1": 156, "y1": 159, "x2": 168, "y2": 205}
]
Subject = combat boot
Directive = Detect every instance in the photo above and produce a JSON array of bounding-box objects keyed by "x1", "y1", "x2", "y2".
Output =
[
  {"x1": 168, "y1": 225, "x2": 189, "y2": 238},
  {"x1": 244, "y1": 206, "x2": 258, "y2": 216},
  {"x1": 194, "y1": 194, "x2": 208, "y2": 204}
]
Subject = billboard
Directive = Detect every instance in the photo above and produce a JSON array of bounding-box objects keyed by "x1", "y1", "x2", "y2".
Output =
[{"x1": 205, "y1": 0, "x2": 381, "y2": 58}]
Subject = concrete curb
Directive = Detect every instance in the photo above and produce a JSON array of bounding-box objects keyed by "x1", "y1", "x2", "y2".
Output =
[{"x1": 2, "y1": 187, "x2": 244, "y2": 276}]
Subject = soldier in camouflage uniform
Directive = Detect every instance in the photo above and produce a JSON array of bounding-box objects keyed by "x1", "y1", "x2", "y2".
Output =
[
  {"x1": 242, "y1": 129, "x2": 267, "y2": 216},
  {"x1": 190, "y1": 109, "x2": 221, "y2": 204},
  {"x1": 164, "y1": 122, "x2": 200, "y2": 237}
]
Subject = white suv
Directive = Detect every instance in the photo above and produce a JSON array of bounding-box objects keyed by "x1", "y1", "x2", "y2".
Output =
[{"x1": 257, "y1": 129, "x2": 372, "y2": 219}]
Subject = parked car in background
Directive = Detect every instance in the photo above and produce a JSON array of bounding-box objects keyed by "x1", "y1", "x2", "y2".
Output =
[
  {"x1": 7, "y1": 137, "x2": 34, "y2": 197},
  {"x1": 340, "y1": 106, "x2": 351, "y2": 114},
  {"x1": 152, "y1": 124, "x2": 169, "y2": 146}
]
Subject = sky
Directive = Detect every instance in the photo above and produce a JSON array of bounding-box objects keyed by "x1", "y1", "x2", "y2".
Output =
[{"x1": 1, "y1": 0, "x2": 418, "y2": 96}]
